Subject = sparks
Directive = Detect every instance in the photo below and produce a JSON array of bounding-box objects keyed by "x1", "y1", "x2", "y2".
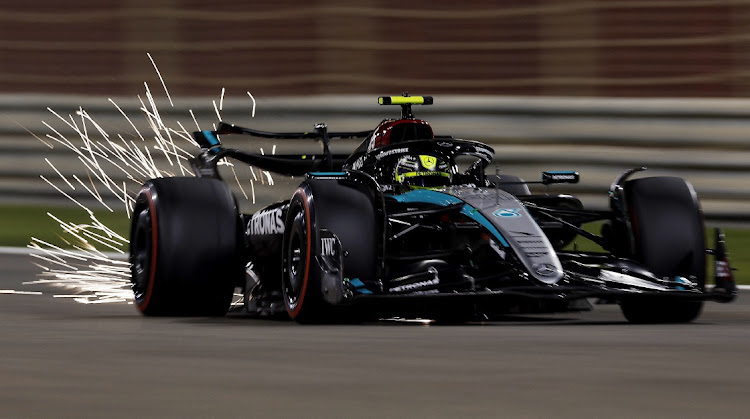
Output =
[
  {"x1": 247, "y1": 91, "x2": 256, "y2": 117},
  {"x1": 147, "y1": 52, "x2": 174, "y2": 107},
  {"x1": 30, "y1": 58, "x2": 267, "y2": 304}
]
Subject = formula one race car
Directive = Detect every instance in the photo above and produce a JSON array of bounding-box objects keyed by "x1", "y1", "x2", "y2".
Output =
[{"x1": 129, "y1": 94, "x2": 737, "y2": 323}]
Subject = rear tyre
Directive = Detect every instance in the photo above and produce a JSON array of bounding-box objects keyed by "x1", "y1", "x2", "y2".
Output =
[
  {"x1": 130, "y1": 177, "x2": 243, "y2": 316},
  {"x1": 618, "y1": 176, "x2": 705, "y2": 323}
]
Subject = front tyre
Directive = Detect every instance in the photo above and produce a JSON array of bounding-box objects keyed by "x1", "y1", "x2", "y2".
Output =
[
  {"x1": 130, "y1": 177, "x2": 243, "y2": 316},
  {"x1": 618, "y1": 176, "x2": 705, "y2": 323},
  {"x1": 620, "y1": 298, "x2": 702, "y2": 324},
  {"x1": 281, "y1": 187, "x2": 326, "y2": 323},
  {"x1": 281, "y1": 178, "x2": 378, "y2": 324}
]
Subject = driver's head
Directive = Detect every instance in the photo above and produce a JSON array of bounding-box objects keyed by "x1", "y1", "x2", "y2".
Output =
[{"x1": 394, "y1": 154, "x2": 451, "y2": 188}]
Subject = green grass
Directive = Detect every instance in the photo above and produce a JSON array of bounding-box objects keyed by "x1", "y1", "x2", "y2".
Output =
[
  {"x1": 1, "y1": 204, "x2": 747, "y2": 285},
  {"x1": 0, "y1": 204, "x2": 130, "y2": 248},
  {"x1": 725, "y1": 229, "x2": 750, "y2": 285}
]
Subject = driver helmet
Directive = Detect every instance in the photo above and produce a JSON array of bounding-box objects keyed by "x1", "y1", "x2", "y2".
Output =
[{"x1": 394, "y1": 154, "x2": 452, "y2": 188}]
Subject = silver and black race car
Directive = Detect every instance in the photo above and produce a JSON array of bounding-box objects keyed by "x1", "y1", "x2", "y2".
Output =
[{"x1": 129, "y1": 94, "x2": 737, "y2": 323}]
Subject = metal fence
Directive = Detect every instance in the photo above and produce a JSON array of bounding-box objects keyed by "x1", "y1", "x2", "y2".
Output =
[{"x1": 1, "y1": 94, "x2": 748, "y2": 224}]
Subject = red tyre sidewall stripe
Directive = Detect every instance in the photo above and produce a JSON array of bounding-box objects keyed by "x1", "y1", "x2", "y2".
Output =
[
  {"x1": 138, "y1": 187, "x2": 158, "y2": 312},
  {"x1": 288, "y1": 188, "x2": 312, "y2": 319}
]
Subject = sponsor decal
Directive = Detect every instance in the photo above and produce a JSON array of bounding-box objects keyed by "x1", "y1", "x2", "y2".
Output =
[
  {"x1": 408, "y1": 171, "x2": 446, "y2": 177},
  {"x1": 389, "y1": 278, "x2": 439, "y2": 293},
  {"x1": 549, "y1": 174, "x2": 576, "y2": 181},
  {"x1": 716, "y1": 260, "x2": 733, "y2": 279},
  {"x1": 533, "y1": 263, "x2": 559, "y2": 277},
  {"x1": 250, "y1": 207, "x2": 284, "y2": 235},
  {"x1": 419, "y1": 155, "x2": 437, "y2": 170},
  {"x1": 375, "y1": 147, "x2": 409, "y2": 160},
  {"x1": 542, "y1": 171, "x2": 579, "y2": 184},
  {"x1": 493, "y1": 208, "x2": 522, "y2": 218},
  {"x1": 437, "y1": 141, "x2": 452, "y2": 148},
  {"x1": 411, "y1": 289, "x2": 440, "y2": 295},
  {"x1": 351, "y1": 156, "x2": 365, "y2": 170},
  {"x1": 321, "y1": 237, "x2": 337, "y2": 257}
]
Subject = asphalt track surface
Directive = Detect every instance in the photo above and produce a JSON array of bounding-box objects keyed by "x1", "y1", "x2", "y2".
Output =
[{"x1": 2, "y1": 252, "x2": 750, "y2": 418}]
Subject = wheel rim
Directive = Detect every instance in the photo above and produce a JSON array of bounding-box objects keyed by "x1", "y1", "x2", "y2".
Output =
[
  {"x1": 283, "y1": 203, "x2": 308, "y2": 313},
  {"x1": 282, "y1": 195, "x2": 311, "y2": 318},
  {"x1": 131, "y1": 206, "x2": 153, "y2": 302},
  {"x1": 289, "y1": 246, "x2": 301, "y2": 291}
]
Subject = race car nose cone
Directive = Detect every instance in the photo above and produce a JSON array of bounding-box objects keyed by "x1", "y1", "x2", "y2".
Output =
[{"x1": 533, "y1": 263, "x2": 560, "y2": 277}]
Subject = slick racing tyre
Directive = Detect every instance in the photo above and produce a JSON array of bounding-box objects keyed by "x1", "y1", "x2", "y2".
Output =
[
  {"x1": 130, "y1": 177, "x2": 243, "y2": 316},
  {"x1": 281, "y1": 179, "x2": 377, "y2": 324},
  {"x1": 619, "y1": 176, "x2": 705, "y2": 323}
]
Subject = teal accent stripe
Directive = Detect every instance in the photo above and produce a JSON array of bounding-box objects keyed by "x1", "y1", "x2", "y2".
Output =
[
  {"x1": 460, "y1": 205, "x2": 509, "y2": 247},
  {"x1": 392, "y1": 189, "x2": 463, "y2": 206},
  {"x1": 348, "y1": 278, "x2": 373, "y2": 294},
  {"x1": 202, "y1": 130, "x2": 220, "y2": 146},
  {"x1": 393, "y1": 190, "x2": 509, "y2": 247},
  {"x1": 310, "y1": 172, "x2": 347, "y2": 176}
]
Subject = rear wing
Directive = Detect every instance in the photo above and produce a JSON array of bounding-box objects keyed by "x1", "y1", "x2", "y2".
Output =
[
  {"x1": 191, "y1": 122, "x2": 371, "y2": 177},
  {"x1": 191, "y1": 93, "x2": 431, "y2": 176},
  {"x1": 194, "y1": 121, "x2": 371, "y2": 148}
]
